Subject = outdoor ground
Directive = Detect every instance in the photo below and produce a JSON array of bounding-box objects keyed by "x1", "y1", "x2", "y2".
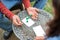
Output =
[{"x1": 0, "y1": 0, "x2": 52, "y2": 40}]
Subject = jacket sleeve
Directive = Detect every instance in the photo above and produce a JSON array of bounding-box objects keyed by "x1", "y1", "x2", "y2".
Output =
[
  {"x1": 0, "y1": 2, "x2": 14, "y2": 20},
  {"x1": 22, "y1": 0, "x2": 31, "y2": 9}
]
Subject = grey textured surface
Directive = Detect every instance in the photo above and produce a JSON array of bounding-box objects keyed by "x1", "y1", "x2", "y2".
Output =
[{"x1": 12, "y1": 9, "x2": 52, "y2": 40}]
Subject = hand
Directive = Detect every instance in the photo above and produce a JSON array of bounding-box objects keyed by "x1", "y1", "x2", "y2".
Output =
[
  {"x1": 34, "y1": 36, "x2": 45, "y2": 40},
  {"x1": 27, "y1": 7, "x2": 39, "y2": 20},
  {"x1": 12, "y1": 15, "x2": 23, "y2": 26}
]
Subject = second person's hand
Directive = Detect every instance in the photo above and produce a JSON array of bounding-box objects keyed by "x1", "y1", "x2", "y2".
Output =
[{"x1": 27, "y1": 7, "x2": 39, "y2": 20}]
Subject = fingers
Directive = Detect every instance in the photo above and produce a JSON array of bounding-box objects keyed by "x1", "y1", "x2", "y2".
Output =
[
  {"x1": 34, "y1": 8, "x2": 40, "y2": 13},
  {"x1": 35, "y1": 37, "x2": 41, "y2": 40},
  {"x1": 13, "y1": 18, "x2": 20, "y2": 26},
  {"x1": 27, "y1": 7, "x2": 39, "y2": 20},
  {"x1": 31, "y1": 10, "x2": 38, "y2": 20},
  {"x1": 13, "y1": 15, "x2": 23, "y2": 26},
  {"x1": 16, "y1": 18, "x2": 22, "y2": 26},
  {"x1": 32, "y1": 16, "x2": 37, "y2": 20},
  {"x1": 16, "y1": 16, "x2": 23, "y2": 25},
  {"x1": 34, "y1": 10, "x2": 38, "y2": 16},
  {"x1": 35, "y1": 36, "x2": 44, "y2": 40}
]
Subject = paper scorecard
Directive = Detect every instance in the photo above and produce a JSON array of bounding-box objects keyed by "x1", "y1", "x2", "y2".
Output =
[
  {"x1": 22, "y1": 17, "x2": 35, "y2": 27},
  {"x1": 33, "y1": 25, "x2": 46, "y2": 36}
]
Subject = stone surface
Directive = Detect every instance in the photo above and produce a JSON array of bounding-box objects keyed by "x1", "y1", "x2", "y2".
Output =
[
  {"x1": 12, "y1": 10, "x2": 52, "y2": 40},
  {"x1": 0, "y1": 9, "x2": 52, "y2": 40}
]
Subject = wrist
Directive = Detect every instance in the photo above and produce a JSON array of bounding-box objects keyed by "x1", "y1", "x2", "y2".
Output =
[
  {"x1": 10, "y1": 14, "x2": 14, "y2": 20},
  {"x1": 26, "y1": 7, "x2": 32, "y2": 10},
  {"x1": 26, "y1": 7, "x2": 30, "y2": 9}
]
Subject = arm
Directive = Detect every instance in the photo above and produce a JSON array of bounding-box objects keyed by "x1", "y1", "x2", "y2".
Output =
[
  {"x1": 0, "y1": 2, "x2": 14, "y2": 20},
  {"x1": 22, "y1": 0, "x2": 31, "y2": 9},
  {"x1": 0, "y1": 1, "x2": 22, "y2": 26},
  {"x1": 22, "y1": 0, "x2": 39, "y2": 20}
]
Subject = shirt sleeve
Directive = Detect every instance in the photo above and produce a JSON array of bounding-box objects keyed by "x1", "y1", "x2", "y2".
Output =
[
  {"x1": 22, "y1": 0, "x2": 31, "y2": 9},
  {"x1": 0, "y1": 2, "x2": 14, "y2": 20}
]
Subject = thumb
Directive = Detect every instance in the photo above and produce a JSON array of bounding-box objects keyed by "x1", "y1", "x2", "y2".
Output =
[
  {"x1": 34, "y1": 8, "x2": 40, "y2": 13},
  {"x1": 16, "y1": 17, "x2": 23, "y2": 25}
]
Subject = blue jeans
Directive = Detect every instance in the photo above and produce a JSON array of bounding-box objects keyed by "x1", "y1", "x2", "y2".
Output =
[
  {"x1": 0, "y1": 13, "x2": 12, "y2": 32},
  {"x1": 0, "y1": 0, "x2": 47, "y2": 32},
  {"x1": 33, "y1": 0, "x2": 47, "y2": 9}
]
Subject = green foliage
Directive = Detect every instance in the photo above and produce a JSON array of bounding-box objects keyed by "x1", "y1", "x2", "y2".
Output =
[{"x1": 44, "y1": 0, "x2": 52, "y2": 14}]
